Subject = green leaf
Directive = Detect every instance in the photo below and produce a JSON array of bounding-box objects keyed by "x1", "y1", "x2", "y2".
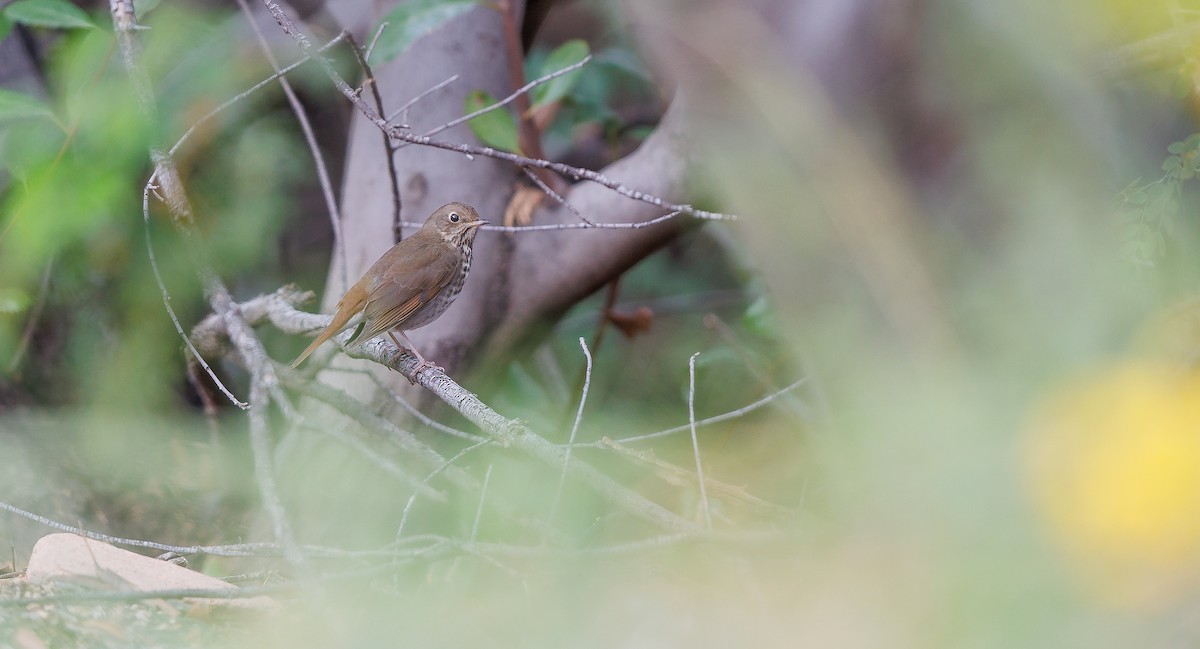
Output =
[
  {"x1": 531, "y1": 39, "x2": 590, "y2": 110},
  {"x1": 463, "y1": 90, "x2": 520, "y2": 153},
  {"x1": 370, "y1": 0, "x2": 477, "y2": 65},
  {"x1": 0, "y1": 13, "x2": 13, "y2": 42},
  {"x1": 3, "y1": 0, "x2": 95, "y2": 29},
  {"x1": 0, "y1": 89, "x2": 57, "y2": 124}
]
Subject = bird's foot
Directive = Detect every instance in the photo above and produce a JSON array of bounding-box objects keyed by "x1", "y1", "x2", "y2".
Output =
[
  {"x1": 387, "y1": 331, "x2": 443, "y2": 383},
  {"x1": 411, "y1": 357, "x2": 445, "y2": 380},
  {"x1": 397, "y1": 348, "x2": 443, "y2": 384}
]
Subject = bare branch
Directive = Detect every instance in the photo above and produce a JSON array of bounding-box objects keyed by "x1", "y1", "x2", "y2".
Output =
[
  {"x1": 295, "y1": 423, "x2": 446, "y2": 501},
  {"x1": 522, "y1": 166, "x2": 593, "y2": 225},
  {"x1": 597, "y1": 439, "x2": 792, "y2": 518},
  {"x1": 320, "y1": 366, "x2": 482, "y2": 442},
  {"x1": 415, "y1": 55, "x2": 593, "y2": 143},
  {"x1": 141, "y1": 112, "x2": 245, "y2": 408},
  {"x1": 235, "y1": 0, "x2": 348, "y2": 289},
  {"x1": 168, "y1": 32, "x2": 347, "y2": 157},
  {"x1": 203, "y1": 288, "x2": 699, "y2": 532},
  {"x1": 395, "y1": 440, "x2": 491, "y2": 539},
  {"x1": 549, "y1": 337, "x2": 592, "y2": 522},
  {"x1": 247, "y1": 375, "x2": 306, "y2": 569},
  {"x1": 0, "y1": 500, "x2": 278, "y2": 557},
  {"x1": 258, "y1": 0, "x2": 734, "y2": 222},
  {"x1": 387, "y1": 74, "x2": 459, "y2": 123},
  {"x1": 587, "y1": 377, "x2": 810, "y2": 447},
  {"x1": 365, "y1": 21, "x2": 388, "y2": 63},
  {"x1": 345, "y1": 31, "x2": 403, "y2": 242},
  {"x1": 394, "y1": 209, "x2": 684, "y2": 233},
  {"x1": 688, "y1": 352, "x2": 713, "y2": 530},
  {"x1": 470, "y1": 465, "x2": 494, "y2": 542}
]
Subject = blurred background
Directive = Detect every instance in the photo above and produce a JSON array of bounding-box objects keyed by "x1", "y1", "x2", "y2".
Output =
[{"x1": 3, "y1": 0, "x2": 1200, "y2": 646}]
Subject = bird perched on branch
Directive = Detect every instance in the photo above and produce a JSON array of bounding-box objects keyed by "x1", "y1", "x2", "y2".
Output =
[{"x1": 292, "y1": 202, "x2": 488, "y2": 374}]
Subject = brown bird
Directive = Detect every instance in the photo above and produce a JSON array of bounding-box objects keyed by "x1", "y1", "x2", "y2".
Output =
[{"x1": 292, "y1": 202, "x2": 488, "y2": 372}]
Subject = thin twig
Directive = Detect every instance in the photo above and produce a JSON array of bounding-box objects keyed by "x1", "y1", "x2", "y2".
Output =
[
  {"x1": 247, "y1": 375, "x2": 306, "y2": 570},
  {"x1": 168, "y1": 31, "x2": 348, "y2": 157},
  {"x1": 184, "y1": 352, "x2": 224, "y2": 485},
  {"x1": 704, "y1": 313, "x2": 811, "y2": 422},
  {"x1": 0, "y1": 587, "x2": 274, "y2": 606},
  {"x1": 598, "y1": 438, "x2": 792, "y2": 517},
  {"x1": 258, "y1": 0, "x2": 735, "y2": 222},
  {"x1": 277, "y1": 365, "x2": 553, "y2": 539},
  {"x1": 470, "y1": 464, "x2": 493, "y2": 542},
  {"x1": 320, "y1": 366, "x2": 482, "y2": 441},
  {"x1": 346, "y1": 31, "x2": 403, "y2": 242},
  {"x1": 585, "y1": 377, "x2": 809, "y2": 447},
  {"x1": 365, "y1": 21, "x2": 388, "y2": 63},
  {"x1": 416, "y1": 55, "x2": 592, "y2": 143},
  {"x1": 215, "y1": 287, "x2": 697, "y2": 532},
  {"x1": 495, "y1": 0, "x2": 548, "y2": 186},
  {"x1": 688, "y1": 352, "x2": 713, "y2": 531},
  {"x1": 523, "y1": 166, "x2": 594, "y2": 225},
  {"x1": 396, "y1": 440, "x2": 491, "y2": 539},
  {"x1": 295, "y1": 423, "x2": 446, "y2": 501},
  {"x1": 286, "y1": 373, "x2": 454, "y2": 469},
  {"x1": 235, "y1": 0, "x2": 347, "y2": 289},
  {"x1": 562, "y1": 278, "x2": 618, "y2": 430},
  {"x1": 387, "y1": 74, "x2": 459, "y2": 123},
  {"x1": 0, "y1": 501, "x2": 271, "y2": 557},
  {"x1": 549, "y1": 338, "x2": 592, "y2": 522},
  {"x1": 142, "y1": 177, "x2": 247, "y2": 409},
  {"x1": 395, "y1": 209, "x2": 683, "y2": 233}
]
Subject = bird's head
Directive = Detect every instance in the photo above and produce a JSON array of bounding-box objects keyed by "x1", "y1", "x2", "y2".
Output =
[{"x1": 427, "y1": 202, "x2": 487, "y2": 247}]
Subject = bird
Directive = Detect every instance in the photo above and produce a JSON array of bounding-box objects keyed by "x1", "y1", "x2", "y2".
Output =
[{"x1": 291, "y1": 202, "x2": 488, "y2": 373}]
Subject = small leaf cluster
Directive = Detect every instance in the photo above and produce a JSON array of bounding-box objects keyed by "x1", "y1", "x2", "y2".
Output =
[{"x1": 1118, "y1": 134, "x2": 1200, "y2": 267}]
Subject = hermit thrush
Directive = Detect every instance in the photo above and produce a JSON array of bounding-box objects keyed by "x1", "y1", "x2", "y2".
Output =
[{"x1": 292, "y1": 202, "x2": 488, "y2": 372}]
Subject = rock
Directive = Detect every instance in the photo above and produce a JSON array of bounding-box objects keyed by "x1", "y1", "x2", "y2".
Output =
[{"x1": 23, "y1": 533, "x2": 278, "y2": 612}]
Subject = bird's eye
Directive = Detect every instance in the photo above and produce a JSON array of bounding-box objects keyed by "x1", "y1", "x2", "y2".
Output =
[{"x1": 449, "y1": 212, "x2": 460, "y2": 223}]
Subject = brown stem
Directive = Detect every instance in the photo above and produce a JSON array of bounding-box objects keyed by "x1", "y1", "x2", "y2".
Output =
[
  {"x1": 498, "y1": 0, "x2": 563, "y2": 194},
  {"x1": 346, "y1": 32, "x2": 403, "y2": 242}
]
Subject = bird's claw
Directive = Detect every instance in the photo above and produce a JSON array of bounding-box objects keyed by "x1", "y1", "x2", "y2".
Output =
[{"x1": 410, "y1": 358, "x2": 445, "y2": 382}]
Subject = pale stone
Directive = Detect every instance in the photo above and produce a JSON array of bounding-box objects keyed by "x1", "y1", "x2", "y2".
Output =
[{"x1": 24, "y1": 533, "x2": 278, "y2": 611}]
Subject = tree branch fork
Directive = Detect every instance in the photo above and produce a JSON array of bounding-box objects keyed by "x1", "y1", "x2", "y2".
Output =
[{"x1": 191, "y1": 286, "x2": 711, "y2": 534}]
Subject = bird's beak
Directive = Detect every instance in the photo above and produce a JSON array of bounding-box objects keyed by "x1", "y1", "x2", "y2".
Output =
[{"x1": 471, "y1": 219, "x2": 489, "y2": 229}]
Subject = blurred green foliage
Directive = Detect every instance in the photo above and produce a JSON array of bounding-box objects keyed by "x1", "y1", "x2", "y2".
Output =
[
  {"x1": 4, "y1": 0, "x2": 1200, "y2": 647},
  {"x1": 0, "y1": 4, "x2": 309, "y2": 407}
]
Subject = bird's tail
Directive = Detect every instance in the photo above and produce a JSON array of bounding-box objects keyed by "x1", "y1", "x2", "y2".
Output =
[{"x1": 291, "y1": 285, "x2": 367, "y2": 368}]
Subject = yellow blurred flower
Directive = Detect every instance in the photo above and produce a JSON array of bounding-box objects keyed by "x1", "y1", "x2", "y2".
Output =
[{"x1": 1024, "y1": 361, "x2": 1200, "y2": 608}]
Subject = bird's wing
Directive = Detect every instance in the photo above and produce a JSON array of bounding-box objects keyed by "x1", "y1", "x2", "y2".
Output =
[{"x1": 357, "y1": 250, "x2": 458, "y2": 342}]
